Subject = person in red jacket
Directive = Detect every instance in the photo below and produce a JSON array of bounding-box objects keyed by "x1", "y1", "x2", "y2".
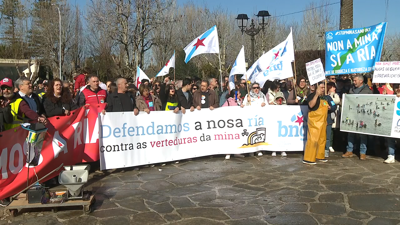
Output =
[
  {"x1": 74, "y1": 67, "x2": 90, "y2": 94},
  {"x1": 77, "y1": 74, "x2": 107, "y2": 107}
]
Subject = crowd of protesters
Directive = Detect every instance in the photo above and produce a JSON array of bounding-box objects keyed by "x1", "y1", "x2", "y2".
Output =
[{"x1": 0, "y1": 68, "x2": 399, "y2": 204}]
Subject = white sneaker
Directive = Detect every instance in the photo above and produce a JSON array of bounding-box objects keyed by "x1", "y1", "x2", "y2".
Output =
[
  {"x1": 281, "y1": 152, "x2": 287, "y2": 157},
  {"x1": 384, "y1": 155, "x2": 395, "y2": 164},
  {"x1": 271, "y1": 152, "x2": 277, "y2": 157},
  {"x1": 257, "y1": 152, "x2": 263, "y2": 156},
  {"x1": 329, "y1": 147, "x2": 335, "y2": 152},
  {"x1": 225, "y1": 154, "x2": 231, "y2": 160}
]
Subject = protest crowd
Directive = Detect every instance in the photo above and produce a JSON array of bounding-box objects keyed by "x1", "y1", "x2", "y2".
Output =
[
  {"x1": 0, "y1": 20, "x2": 396, "y2": 222},
  {"x1": 1, "y1": 71, "x2": 398, "y2": 164},
  {"x1": 0, "y1": 69, "x2": 399, "y2": 207}
]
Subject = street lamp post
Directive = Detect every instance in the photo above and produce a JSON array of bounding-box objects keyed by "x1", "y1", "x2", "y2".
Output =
[
  {"x1": 236, "y1": 11, "x2": 271, "y2": 65},
  {"x1": 52, "y1": 4, "x2": 62, "y2": 79}
]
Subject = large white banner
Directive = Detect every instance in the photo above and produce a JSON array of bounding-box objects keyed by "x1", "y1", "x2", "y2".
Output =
[{"x1": 99, "y1": 106, "x2": 309, "y2": 170}]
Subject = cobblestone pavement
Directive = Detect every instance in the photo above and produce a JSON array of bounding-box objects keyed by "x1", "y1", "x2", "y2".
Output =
[{"x1": 2, "y1": 152, "x2": 400, "y2": 225}]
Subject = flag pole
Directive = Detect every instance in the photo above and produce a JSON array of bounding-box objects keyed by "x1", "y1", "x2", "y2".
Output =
[
  {"x1": 173, "y1": 50, "x2": 176, "y2": 83},
  {"x1": 245, "y1": 72, "x2": 251, "y2": 106},
  {"x1": 218, "y1": 53, "x2": 223, "y2": 90},
  {"x1": 293, "y1": 59, "x2": 298, "y2": 97}
]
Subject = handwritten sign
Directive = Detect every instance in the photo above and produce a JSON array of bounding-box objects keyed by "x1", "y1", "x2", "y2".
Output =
[
  {"x1": 306, "y1": 58, "x2": 325, "y2": 85},
  {"x1": 372, "y1": 61, "x2": 400, "y2": 83}
]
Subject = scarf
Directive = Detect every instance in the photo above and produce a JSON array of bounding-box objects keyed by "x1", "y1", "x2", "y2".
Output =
[
  {"x1": 143, "y1": 95, "x2": 155, "y2": 111},
  {"x1": 352, "y1": 84, "x2": 364, "y2": 94},
  {"x1": 295, "y1": 86, "x2": 309, "y2": 98},
  {"x1": 249, "y1": 90, "x2": 266, "y2": 101}
]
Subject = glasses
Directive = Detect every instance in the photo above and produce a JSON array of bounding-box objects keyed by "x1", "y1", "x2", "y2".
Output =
[
  {"x1": 1, "y1": 86, "x2": 12, "y2": 91},
  {"x1": 330, "y1": 78, "x2": 336, "y2": 80},
  {"x1": 252, "y1": 87, "x2": 260, "y2": 89}
]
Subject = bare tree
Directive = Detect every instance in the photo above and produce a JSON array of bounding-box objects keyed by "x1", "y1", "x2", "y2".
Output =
[{"x1": 30, "y1": 0, "x2": 77, "y2": 79}]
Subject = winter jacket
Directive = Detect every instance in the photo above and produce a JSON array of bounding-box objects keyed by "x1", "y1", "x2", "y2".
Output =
[
  {"x1": 176, "y1": 88, "x2": 193, "y2": 109},
  {"x1": 43, "y1": 96, "x2": 78, "y2": 117},
  {"x1": 106, "y1": 92, "x2": 138, "y2": 112},
  {"x1": 0, "y1": 98, "x2": 13, "y2": 132},
  {"x1": 192, "y1": 89, "x2": 219, "y2": 108},
  {"x1": 78, "y1": 86, "x2": 107, "y2": 107},
  {"x1": 135, "y1": 95, "x2": 162, "y2": 111},
  {"x1": 74, "y1": 74, "x2": 86, "y2": 92},
  {"x1": 349, "y1": 84, "x2": 373, "y2": 94}
]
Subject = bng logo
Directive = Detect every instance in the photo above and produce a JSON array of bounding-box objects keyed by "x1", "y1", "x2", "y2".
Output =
[{"x1": 277, "y1": 112, "x2": 307, "y2": 141}]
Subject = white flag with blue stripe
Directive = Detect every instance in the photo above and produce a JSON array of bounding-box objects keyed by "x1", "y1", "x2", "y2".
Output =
[
  {"x1": 183, "y1": 26, "x2": 219, "y2": 63},
  {"x1": 229, "y1": 46, "x2": 246, "y2": 90}
]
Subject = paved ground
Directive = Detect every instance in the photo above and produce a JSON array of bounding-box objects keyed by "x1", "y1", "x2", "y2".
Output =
[{"x1": 2, "y1": 152, "x2": 400, "y2": 225}]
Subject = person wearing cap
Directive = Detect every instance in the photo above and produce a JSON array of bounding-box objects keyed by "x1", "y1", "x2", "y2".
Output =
[
  {"x1": 0, "y1": 80, "x2": 13, "y2": 132},
  {"x1": 267, "y1": 81, "x2": 287, "y2": 105},
  {"x1": 0, "y1": 77, "x2": 47, "y2": 130}
]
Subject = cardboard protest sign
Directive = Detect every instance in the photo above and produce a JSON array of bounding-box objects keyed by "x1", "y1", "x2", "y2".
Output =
[
  {"x1": 306, "y1": 58, "x2": 325, "y2": 85},
  {"x1": 372, "y1": 61, "x2": 400, "y2": 83}
]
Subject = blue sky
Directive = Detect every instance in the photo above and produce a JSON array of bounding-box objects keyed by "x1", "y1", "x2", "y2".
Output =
[{"x1": 74, "y1": 0, "x2": 399, "y2": 35}]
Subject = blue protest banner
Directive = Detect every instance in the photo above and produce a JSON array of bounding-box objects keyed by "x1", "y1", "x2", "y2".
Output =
[{"x1": 325, "y1": 22, "x2": 387, "y2": 76}]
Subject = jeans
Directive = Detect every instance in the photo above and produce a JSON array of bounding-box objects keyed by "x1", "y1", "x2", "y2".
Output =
[
  {"x1": 325, "y1": 124, "x2": 332, "y2": 157},
  {"x1": 387, "y1": 138, "x2": 396, "y2": 156},
  {"x1": 347, "y1": 133, "x2": 367, "y2": 154}
]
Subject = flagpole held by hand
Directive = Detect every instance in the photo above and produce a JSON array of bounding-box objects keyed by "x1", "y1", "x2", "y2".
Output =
[{"x1": 218, "y1": 53, "x2": 223, "y2": 91}]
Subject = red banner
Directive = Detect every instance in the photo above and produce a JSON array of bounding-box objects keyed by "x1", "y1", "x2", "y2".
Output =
[{"x1": 0, "y1": 104, "x2": 105, "y2": 200}]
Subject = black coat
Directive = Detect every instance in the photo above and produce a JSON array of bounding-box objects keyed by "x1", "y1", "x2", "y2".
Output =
[
  {"x1": 176, "y1": 88, "x2": 193, "y2": 109},
  {"x1": 43, "y1": 97, "x2": 78, "y2": 117},
  {"x1": 106, "y1": 92, "x2": 137, "y2": 112},
  {"x1": 0, "y1": 97, "x2": 13, "y2": 132}
]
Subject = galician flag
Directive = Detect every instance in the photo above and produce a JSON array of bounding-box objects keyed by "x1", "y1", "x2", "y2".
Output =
[
  {"x1": 244, "y1": 29, "x2": 295, "y2": 87},
  {"x1": 136, "y1": 66, "x2": 150, "y2": 88},
  {"x1": 184, "y1": 25, "x2": 219, "y2": 63},
  {"x1": 229, "y1": 46, "x2": 246, "y2": 90},
  {"x1": 156, "y1": 51, "x2": 175, "y2": 77}
]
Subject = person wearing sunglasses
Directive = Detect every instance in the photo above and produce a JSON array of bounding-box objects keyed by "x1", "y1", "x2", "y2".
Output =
[
  {"x1": 0, "y1": 81, "x2": 13, "y2": 133},
  {"x1": 191, "y1": 84, "x2": 199, "y2": 94},
  {"x1": 327, "y1": 76, "x2": 337, "y2": 84},
  {"x1": 0, "y1": 77, "x2": 47, "y2": 131},
  {"x1": 240, "y1": 82, "x2": 267, "y2": 156}
]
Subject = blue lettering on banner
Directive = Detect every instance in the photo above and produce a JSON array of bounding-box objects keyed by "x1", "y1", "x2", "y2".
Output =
[
  {"x1": 325, "y1": 22, "x2": 387, "y2": 76},
  {"x1": 277, "y1": 112, "x2": 307, "y2": 141},
  {"x1": 101, "y1": 122, "x2": 191, "y2": 138}
]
